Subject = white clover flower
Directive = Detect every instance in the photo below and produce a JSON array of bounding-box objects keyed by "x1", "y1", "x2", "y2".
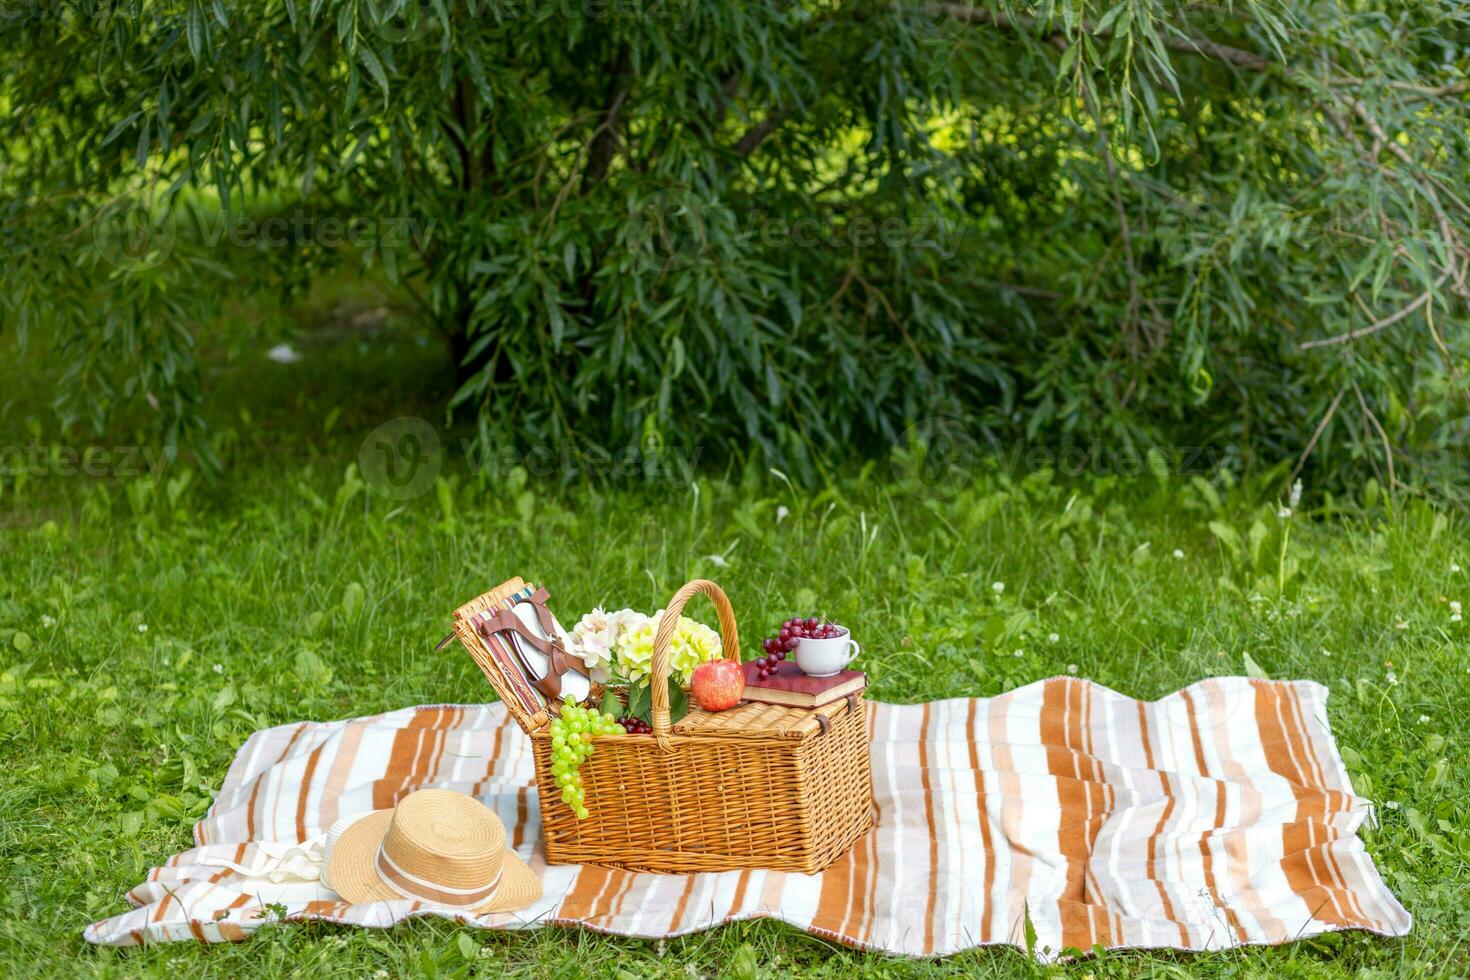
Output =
[
  {"x1": 213, "y1": 663, "x2": 224, "y2": 675},
  {"x1": 1277, "y1": 506, "x2": 1292, "y2": 520},
  {"x1": 1383, "y1": 800, "x2": 1400, "y2": 811},
  {"x1": 1047, "y1": 632, "x2": 1060, "y2": 643},
  {"x1": 1453, "y1": 563, "x2": 1462, "y2": 573},
  {"x1": 1066, "y1": 663, "x2": 1078, "y2": 675},
  {"x1": 1288, "y1": 479, "x2": 1302, "y2": 509},
  {"x1": 1172, "y1": 549, "x2": 1184, "y2": 559},
  {"x1": 1450, "y1": 600, "x2": 1462, "y2": 615},
  {"x1": 1394, "y1": 620, "x2": 1408, "y2": 630},
  {"x1": 991, "y1": 581, "x2": 1005, "y2": 594},
  {"x1": 775, "y1": 505, "x2": 790, "y2": 523},
  {"x1": 1417, "y1": 714, "x2": 1430, "y2": 724},
  {"x1": 1386, "y1": 671, "x2": 1398, "y2": 685},
  {"x1": 41, "y1": 614, "x2": 56, "y2": 629},
  {"x1": 137, "y1": 623, "x2": 148, "y2": 633}
]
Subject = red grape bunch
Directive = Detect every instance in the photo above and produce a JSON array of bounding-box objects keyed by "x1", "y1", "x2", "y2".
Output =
[{"x1": 753, "y1": 616, "x2": 844, "y2": 679}]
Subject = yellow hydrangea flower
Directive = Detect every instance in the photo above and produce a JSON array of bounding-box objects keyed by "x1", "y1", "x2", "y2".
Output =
[
  {"x1": 614, "y1": 612, "x2": 658, "y2": 684},
  {"x1": 669, "y1": 616, "x2": 722, "y2": 684},
  {"x1": 611, "y1": 611, "x2": 722, "y2": 686}
]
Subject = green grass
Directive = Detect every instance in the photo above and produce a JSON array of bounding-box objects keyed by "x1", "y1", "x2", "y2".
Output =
[{"x1": 1, "y1": 324, "x2": 1468, "y2": 977}]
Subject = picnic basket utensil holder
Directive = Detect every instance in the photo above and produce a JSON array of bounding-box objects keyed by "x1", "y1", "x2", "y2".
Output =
[{"x1": 455, "y1": 578, "x2": 873, "y2": 875}]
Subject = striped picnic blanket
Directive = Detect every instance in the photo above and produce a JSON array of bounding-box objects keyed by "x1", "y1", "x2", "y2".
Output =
[{"x1": 85, "y1": 677, "x2": 1409, "y2": 958}]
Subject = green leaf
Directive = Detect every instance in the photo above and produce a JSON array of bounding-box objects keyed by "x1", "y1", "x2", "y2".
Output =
[
  {"x1": 1248, "y1": 518, "x2": 1270, "y2": 569},
  {"x1": 626, "y1": 683, "x2": 650, "y2": 723},
  {"x1": 598, "y1": 688, "x2": 623, "y2": 718},
  {"x1": 336, "y1": 0, "x2": 355, "y2": 47},
  {"x1": 1243, "y1": 652, "x2": 1269, "y2": 680},
  {"x1": 1207, "y1": 521, "x2": 1241, "y2": 558},
  {"x1": 666, "y1": 677, "x2": 688, "y2": 725},
  {"x1": 149, "y1": 794, "x2": 185, "y2": 819},
  {"x1": 342, "y1": 581, "x2": 366, "y2": 620},
  {"x1": 101, "y1": 111, "x2": 142, "y2": 148},
  {"x1": 456, "y1": 933, "x2": 478, "y2": 961},
  {"x1": 357, "y1": 44, "x2": 390, "y2": 103},
  {"x1": 186, "y1": 0, "x2": 204, "y2": 60},
  {"x1": 11, "y1": 631, "x2": 32, "y2": 653},
  {"x1": 294, "y1": 649, "x2": 333, "y2": 687}
]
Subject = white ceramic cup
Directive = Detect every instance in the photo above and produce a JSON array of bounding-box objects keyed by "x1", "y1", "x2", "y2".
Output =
[{"x1": 794, "y1": 629, "x2": 860, "y2": 677}]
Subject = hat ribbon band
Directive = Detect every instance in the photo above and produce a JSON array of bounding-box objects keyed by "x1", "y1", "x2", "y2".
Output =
[{"x1": 375, "y1": 844, "x2": 502, "y2": 907}]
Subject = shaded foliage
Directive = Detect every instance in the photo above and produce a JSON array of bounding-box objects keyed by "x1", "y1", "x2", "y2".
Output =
[{"x1": 1, "y1": 0, "x2": 1468, "y2": 491}]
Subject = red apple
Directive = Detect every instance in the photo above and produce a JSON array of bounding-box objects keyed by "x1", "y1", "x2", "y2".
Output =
[{"x1": 691, "y1": 660, "x2": 744, "y2": 711}]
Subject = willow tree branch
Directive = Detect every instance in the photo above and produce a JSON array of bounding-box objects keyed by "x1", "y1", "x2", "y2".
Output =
[
  {"x1": 1298, "y1": 272, "x2": 1450, "y2": 349},
  {"x1": 585, "y1": 49, "x2": 631, "y2": 186},
  {"x1": 1082, "y1": 88, "x2": 1141, "y2": 357},
  {"x1": 1327, "y1": 77, "x2": 1470, "y2": 99},
  {"x1": 1289, "y1": 385, "x2": 1348, "y2": 485},
  {"x1": 932, "y1": 2, "x2": 1468, "y2": 349},
  {"x1": 923, "y1": 2, "x2": 1272, "y2": 70},
  {"x1": 733, "y1": 108, "x2": 792, "y2": 157}
]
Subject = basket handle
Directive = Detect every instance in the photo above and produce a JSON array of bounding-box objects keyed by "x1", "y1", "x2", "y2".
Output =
[{"x1": 650, "y1": 579, "x2": 741, "y2": 750}]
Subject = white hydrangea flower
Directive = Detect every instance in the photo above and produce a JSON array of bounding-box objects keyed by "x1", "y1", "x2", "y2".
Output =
[{"x1": 567, "y1": 607, "x2": 646, "y2": 682}]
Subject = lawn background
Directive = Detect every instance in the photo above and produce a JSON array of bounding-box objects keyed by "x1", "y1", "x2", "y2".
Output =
[{"x1": 1, "y1": 311, "x2": 1467, "y2": 977}]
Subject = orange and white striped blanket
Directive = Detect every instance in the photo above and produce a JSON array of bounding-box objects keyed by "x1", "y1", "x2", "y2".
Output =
[{"x1": 85, "y1": 677, "x2": 1409, "y2": 958}]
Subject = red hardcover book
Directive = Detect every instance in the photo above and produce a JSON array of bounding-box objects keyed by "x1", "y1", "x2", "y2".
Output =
[{"x1": 741, "y1": 661, "x2": 866, "y2": 708}]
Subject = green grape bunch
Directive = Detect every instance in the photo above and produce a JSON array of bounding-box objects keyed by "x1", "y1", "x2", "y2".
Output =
[{"x1": 547, "y1": 700, "x2": 625, "y2": 819}]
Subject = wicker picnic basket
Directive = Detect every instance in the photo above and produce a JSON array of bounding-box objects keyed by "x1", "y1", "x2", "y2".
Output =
[{"x1": 451, "y1": 578, "x2": 873, "y2": 874}]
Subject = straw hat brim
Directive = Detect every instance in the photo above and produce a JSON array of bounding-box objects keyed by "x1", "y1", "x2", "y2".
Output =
[{"x1": 326, "y1": 809, "x2": 541, "y2": 914}]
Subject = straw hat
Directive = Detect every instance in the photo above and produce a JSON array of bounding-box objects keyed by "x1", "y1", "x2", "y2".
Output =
[{"x1": 324, "y1": 789, "x2": 540, "y2": 913}]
